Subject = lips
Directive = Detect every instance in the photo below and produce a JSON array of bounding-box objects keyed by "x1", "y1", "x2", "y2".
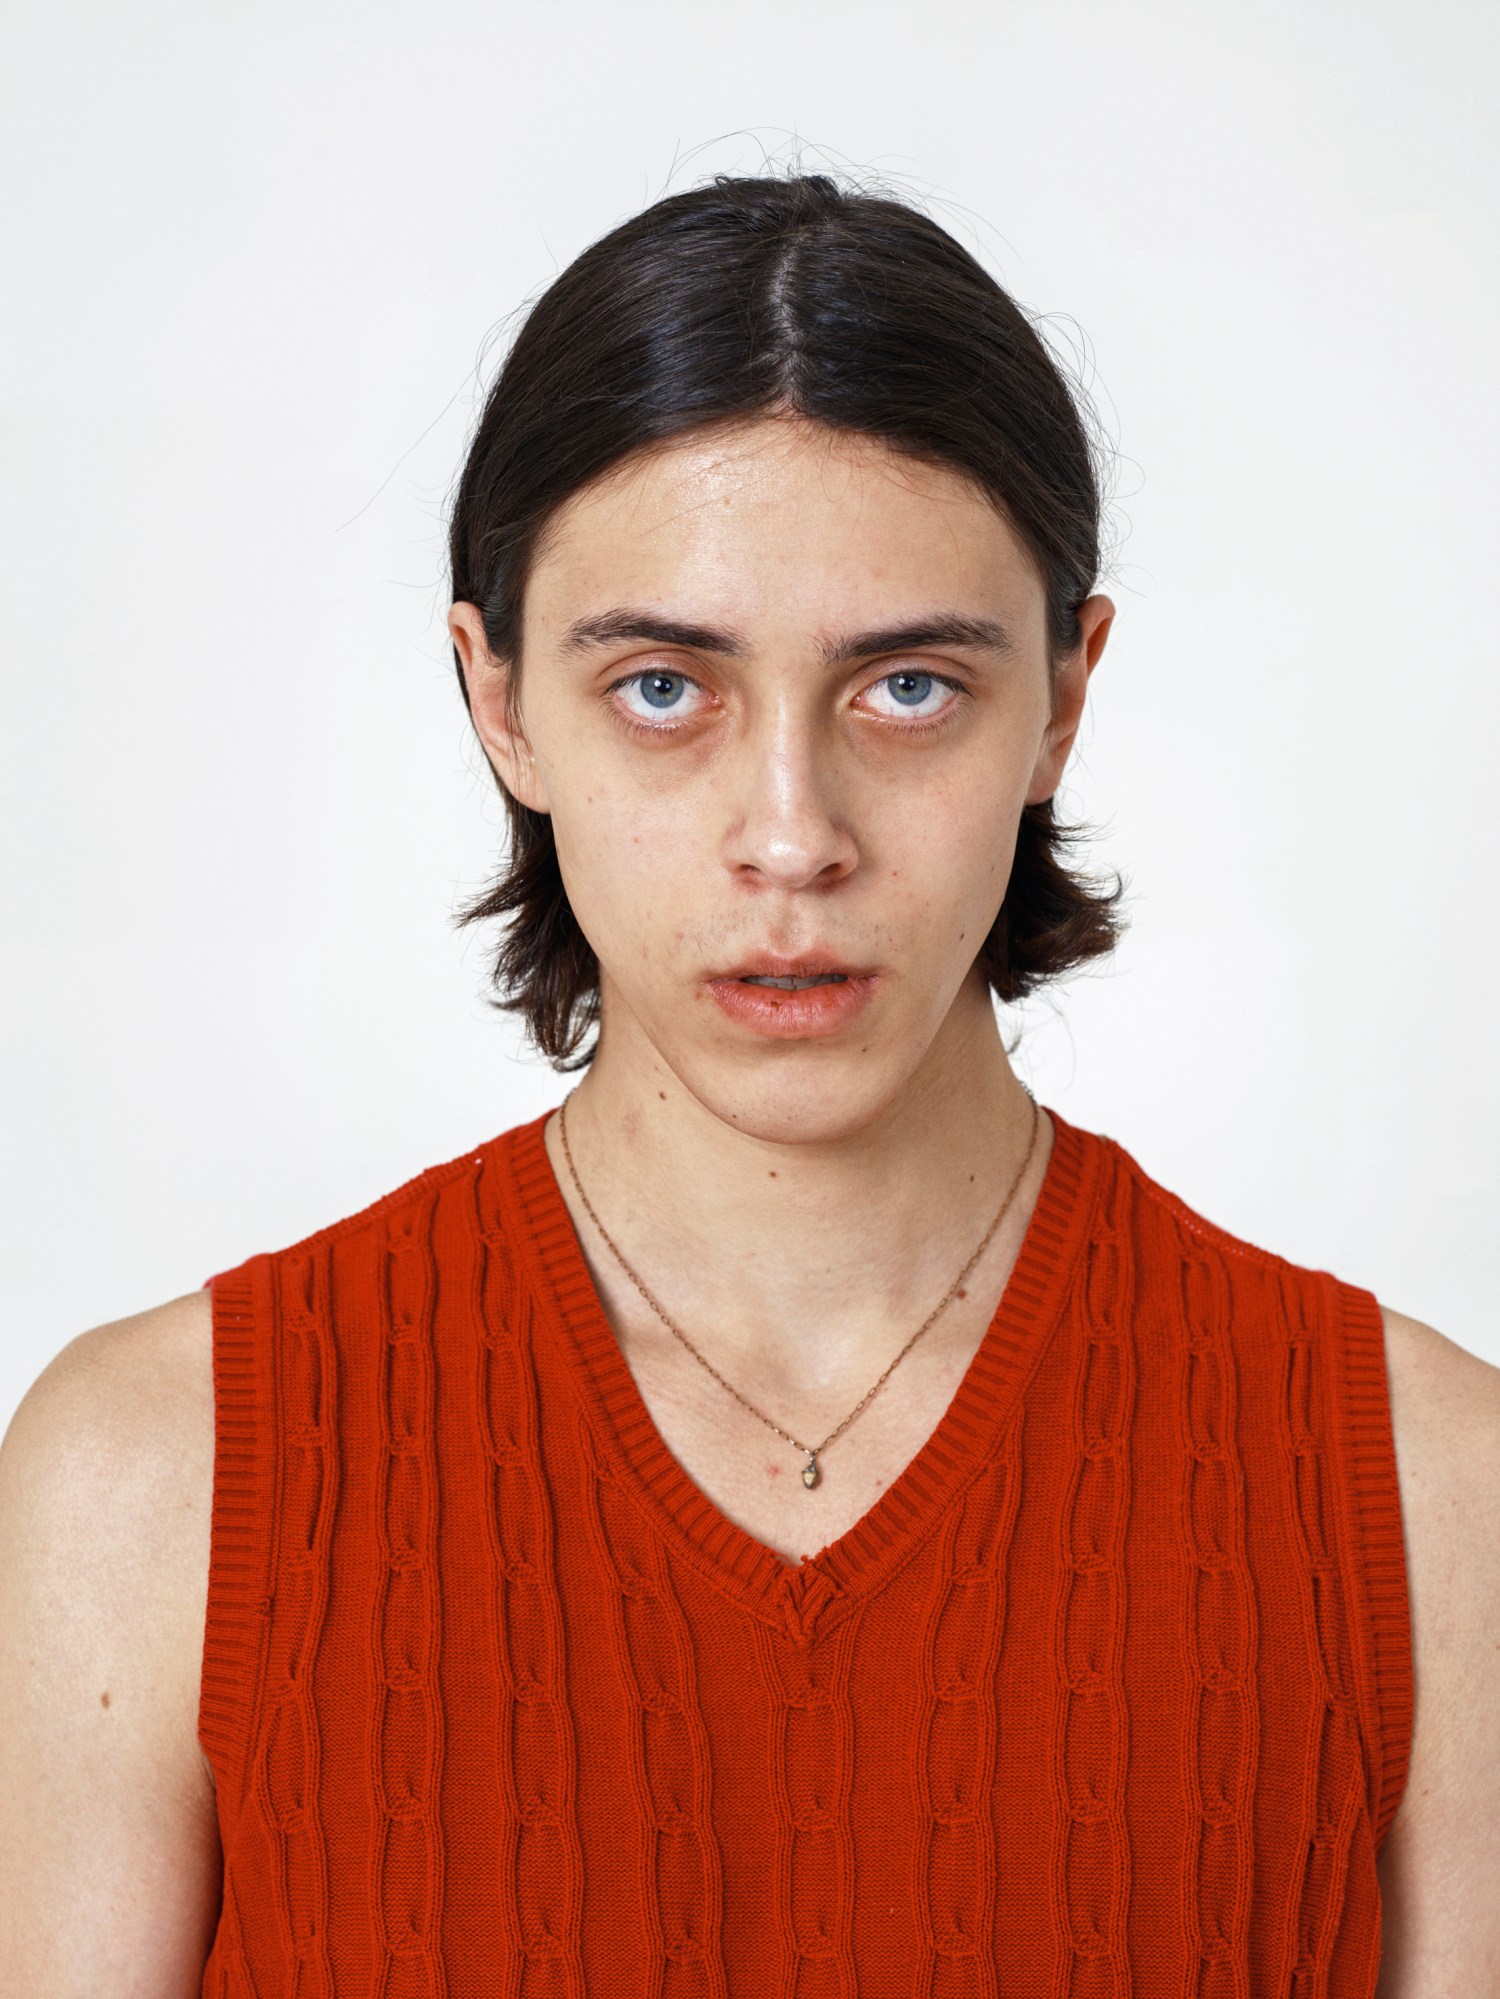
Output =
[
  {"x1": 715, "y1": 955, "x2": 870, "y2": 982},
  {"x1": 704, "y1": 958, "x2": 879, "y2": 1039},
  {"x1": 740, "y1": 973, "x2": 847, "y2": 989}
]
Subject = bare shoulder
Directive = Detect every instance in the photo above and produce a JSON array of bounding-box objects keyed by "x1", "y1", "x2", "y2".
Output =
[
  {"x1": 1, "y1": 1289, "x2": 217, "y2": 1595},
  {"x1": 1379, "y1": 1300, "x2": 1500, "y2": 1434},
  {"x1": 0, "y1": 1290, "x2": 222, "y2": 1990},
  {"x1": 15, "y1": 1284, "x2": 215, "y2": 1416},
  {"x1": 1374, "y1": 1304, "x2": 1500, "y2": 1995},
  {"x1": 0, "y1": 1284, "x2": 216, "y2": 1594},
  {"x1": 0, "y1": 1290, "x2": 217, "y2": 1753}
]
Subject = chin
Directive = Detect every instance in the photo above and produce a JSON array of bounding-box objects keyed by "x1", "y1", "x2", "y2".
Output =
[{"x1": 661, "y1": 1042, "x2": 921, "y2": 1149}]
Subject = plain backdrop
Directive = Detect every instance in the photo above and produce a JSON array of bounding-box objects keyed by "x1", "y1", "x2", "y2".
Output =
[{"x1": 3, "y1": 0, "x2": 1497, "y2": 1434}]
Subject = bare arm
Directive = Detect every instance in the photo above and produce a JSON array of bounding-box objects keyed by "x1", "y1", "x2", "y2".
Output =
[
  {"x1": 1375, "y1": 1306, "x2": 1500, "y2": 1996},
  {"x1": 0, "y1": 1292, "x2": 224, "y2": 1994}
]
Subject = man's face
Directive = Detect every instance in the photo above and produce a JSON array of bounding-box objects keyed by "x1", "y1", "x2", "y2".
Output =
[{"x1": 458, "y1": 415, "x2": 1107, "y2": 1141}]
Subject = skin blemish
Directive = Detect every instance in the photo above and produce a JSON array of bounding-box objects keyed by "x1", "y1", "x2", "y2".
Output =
[
  {"x1": 766, "y1": 1462, "x2": 782, "y2": 1479},
  {"x1": 768, "y1": 1170, "x2": 777, "y2": 1178},
  {"x1": 658, "y1": 1091, "x2": 666, "y2": 1100},
  {"x1": 100, "y1": 1691, "x2": 110, "y2": 1708},
  {"x1": 957, "y1": 1287, "x2": 968, "y2": 1300}
]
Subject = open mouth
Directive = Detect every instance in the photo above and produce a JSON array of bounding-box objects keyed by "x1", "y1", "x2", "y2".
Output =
[
  {"x1": 708, "y1": 965, "x2": 875, "y2": 1037},
  {"x1": 737, "y1": 973, "x2": 849, "y2": 990}
]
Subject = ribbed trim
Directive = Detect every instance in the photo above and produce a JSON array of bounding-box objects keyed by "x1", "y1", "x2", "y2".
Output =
[
  {"x1": 499, "y1": 1104, "x2": 1100, "y2": 1630},
  {"x1": 197, "y1": 1253, "x2": 278, "y2": 1823},
  {"x1": 1324, "y1": 1278, "x2": 1416, "y2": 1850}
]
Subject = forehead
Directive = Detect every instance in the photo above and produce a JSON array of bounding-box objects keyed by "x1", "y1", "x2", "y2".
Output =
[{"x1": 525, "y1": 417, "x2": 1045, "y2": 637}]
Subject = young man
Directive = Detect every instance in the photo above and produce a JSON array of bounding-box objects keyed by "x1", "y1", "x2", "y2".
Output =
[{"x1": 2, "y1": 174, "x2": 1495, "y2": 1996}]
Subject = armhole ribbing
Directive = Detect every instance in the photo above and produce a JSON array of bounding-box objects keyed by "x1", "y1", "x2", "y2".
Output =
[
  {"x1": 197, "y1": 1256, "x2": 278, "y2": 1824},
  {"x1": 1321, "y1": 1275, "x2": 1415, "y2": 1850}
]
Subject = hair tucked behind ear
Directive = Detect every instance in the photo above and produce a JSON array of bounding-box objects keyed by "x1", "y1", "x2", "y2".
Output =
[{"x1": 449, "y1": 169, "x2": 1125, "y2": 1068}]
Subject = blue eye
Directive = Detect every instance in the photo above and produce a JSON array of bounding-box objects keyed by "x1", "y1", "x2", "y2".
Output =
[
  {"x1": 611, "y1": 667, "x2": 711, "y2": 730},
  {"x1": 638, "y1": 672, "x2": 687, "y2": 709},
  {"x1": 886, "y1": 671, "x2": 934, "y2": 706},
  {"x1": 861, "y1": 668, "x2": 964, "y2": 726}
]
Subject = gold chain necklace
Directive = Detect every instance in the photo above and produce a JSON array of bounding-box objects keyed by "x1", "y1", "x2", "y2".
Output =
[{"x1": 555, "y1": 1086, "x2": 1043, "y2": 1492}]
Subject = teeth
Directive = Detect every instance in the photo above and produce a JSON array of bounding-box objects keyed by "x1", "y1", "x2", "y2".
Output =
[{"x1": 740, "y1": 973, "x2": 849, "y2": 989}]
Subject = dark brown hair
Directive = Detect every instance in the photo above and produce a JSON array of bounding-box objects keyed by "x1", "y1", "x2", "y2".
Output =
[{"x1": 448, "y1": 170, "x2": 1124, "y2": 1069}]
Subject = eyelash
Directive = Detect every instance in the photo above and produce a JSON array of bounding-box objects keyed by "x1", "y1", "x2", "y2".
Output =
[{"x1": 604, "y1": 668, "x2": 970, "y2": 740}]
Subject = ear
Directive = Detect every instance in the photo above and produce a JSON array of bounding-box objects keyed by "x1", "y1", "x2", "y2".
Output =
[
  {"x1": 1025, "y1": 593, "x2": 1115, "y2": 806},
  {"x1": 448, "y1": 602, "x2": 551, "y2": 814}
]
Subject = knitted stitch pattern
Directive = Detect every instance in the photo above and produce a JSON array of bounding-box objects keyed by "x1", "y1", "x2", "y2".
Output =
[{"x1": 197, "y1": 1107, "x2": 1412, "y2": 1998}]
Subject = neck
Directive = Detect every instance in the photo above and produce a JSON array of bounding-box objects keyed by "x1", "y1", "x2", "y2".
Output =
[{"x1": 542, "y1": 989, "x2": 1050, "y2": 1396}]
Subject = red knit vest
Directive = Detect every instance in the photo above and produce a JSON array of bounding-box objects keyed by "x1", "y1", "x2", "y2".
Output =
[{"x1": 197, "y1": 1106, "x2": 1412, "y2": 1998}]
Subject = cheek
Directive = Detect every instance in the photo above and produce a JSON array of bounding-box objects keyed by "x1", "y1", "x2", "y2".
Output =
[
  {"x1": 899, "y1": 767, "x2": 1024, "y2": 905},
  {"x1": 550, "y1": 787, "x2": 693, "y2": 953}
]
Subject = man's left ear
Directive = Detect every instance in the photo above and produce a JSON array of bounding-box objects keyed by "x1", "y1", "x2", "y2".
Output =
[{"x1": 1025, "y1": 594, "x2": 1114, "y2": 806}]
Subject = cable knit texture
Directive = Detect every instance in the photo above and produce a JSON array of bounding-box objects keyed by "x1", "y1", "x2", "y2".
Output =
[{"x1": 197, "y1": 1106, "x2": 1412, "y2": 1997}]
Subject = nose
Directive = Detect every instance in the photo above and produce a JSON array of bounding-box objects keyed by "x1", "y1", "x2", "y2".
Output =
[{"x1": 720, "y1": 708, "x2": 859, "y2": 892}]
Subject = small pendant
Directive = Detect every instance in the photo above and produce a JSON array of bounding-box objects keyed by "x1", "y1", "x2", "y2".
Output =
[{"x1": 801, "y1": 1454, "x2": 820, "y2": 1489}]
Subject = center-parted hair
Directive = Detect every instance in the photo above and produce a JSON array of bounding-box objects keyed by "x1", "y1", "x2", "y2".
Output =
[{"x1": 448, "y1": 171, "x2": 1124, "y2": 1069}]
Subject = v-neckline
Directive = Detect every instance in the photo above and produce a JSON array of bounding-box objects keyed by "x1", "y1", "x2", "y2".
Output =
[{"x1": 498, "y1": 1101, "x2": 1101, "y2": 1642}]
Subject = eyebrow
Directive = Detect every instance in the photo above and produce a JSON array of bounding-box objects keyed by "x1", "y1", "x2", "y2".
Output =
[{"x1": 557, "y1": 607, "x2": 1018, "y2": 666}]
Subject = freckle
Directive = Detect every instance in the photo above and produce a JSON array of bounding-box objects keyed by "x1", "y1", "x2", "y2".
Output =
[
  {"x1": 768, "y1": 1169, "x2": 777, "y2": 1178},
  {"x1": 658, "y1": 1091, "x2": 666, "y2": 1100},
  {"x1": 957, "y1": 1287, "x2": 967, "y2": 1300},
  {"x1": 101, "y1": 1691, "x2": 110, "y2": 1708}
]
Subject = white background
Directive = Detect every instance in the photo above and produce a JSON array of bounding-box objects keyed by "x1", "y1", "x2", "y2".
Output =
[{"x1": 4, "y1": 0, "x2": 1497, "y2": 1431}]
